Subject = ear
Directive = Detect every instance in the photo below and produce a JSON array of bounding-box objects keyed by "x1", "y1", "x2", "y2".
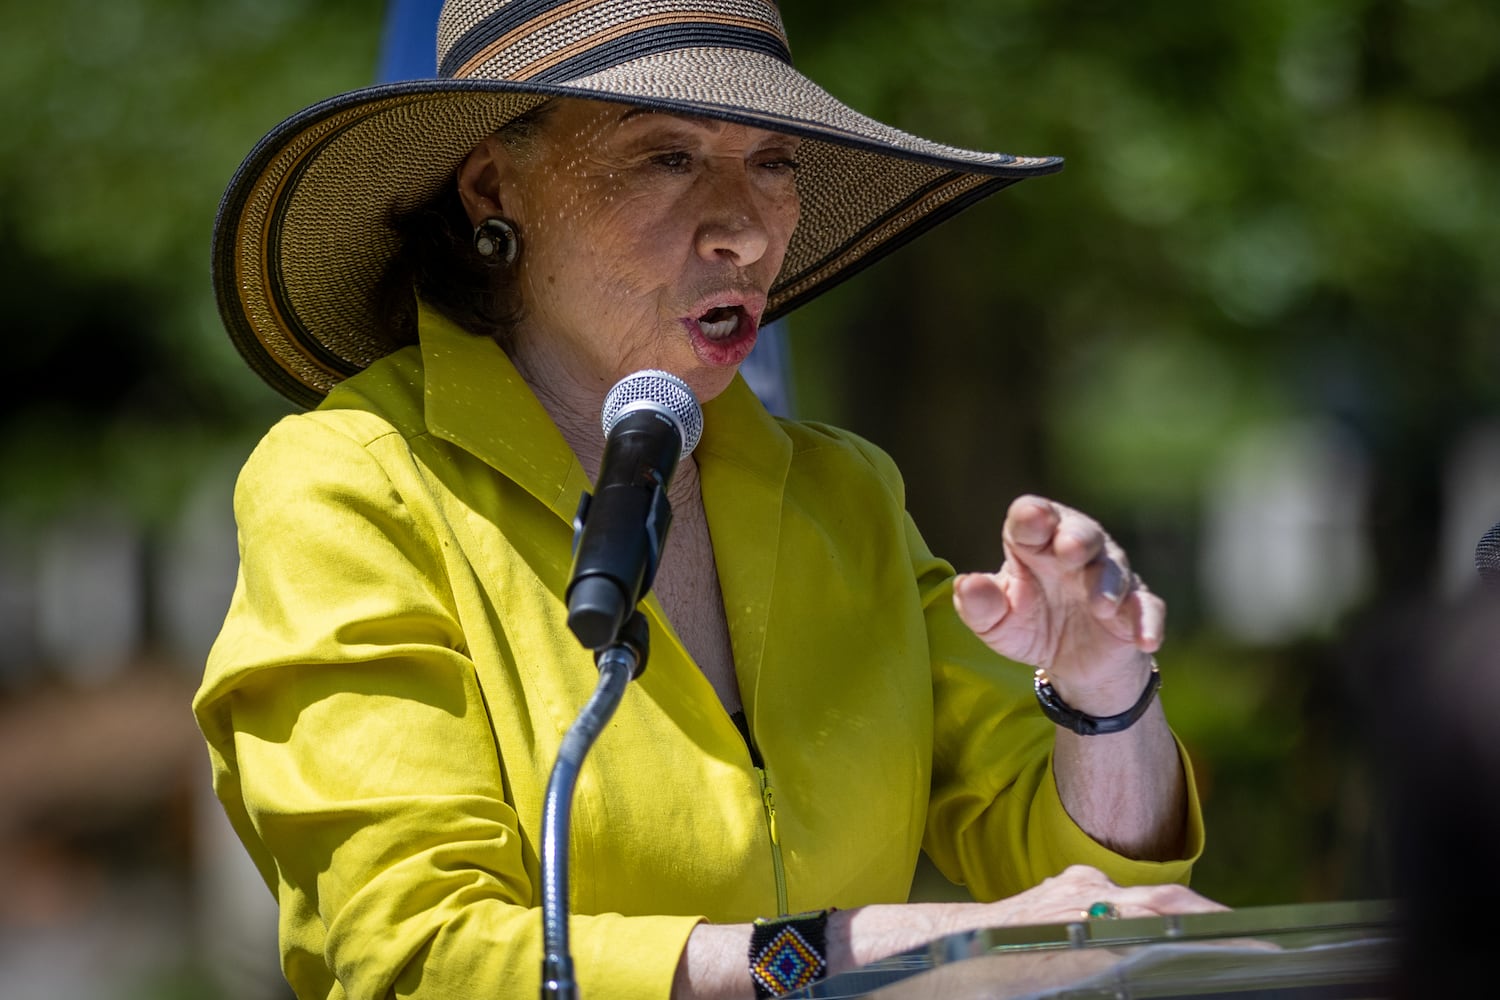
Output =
[{"x1": 457, "y1": 135, "x2": 522, "y2": 227}]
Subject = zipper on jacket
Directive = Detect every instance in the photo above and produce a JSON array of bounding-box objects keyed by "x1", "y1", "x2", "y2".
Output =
[
  {"x1": 732, "y1": 710, "x2": 789, "y2": 916},
  {"x1": 756, "y1": 765, "x2": 790, "y2": 916}
]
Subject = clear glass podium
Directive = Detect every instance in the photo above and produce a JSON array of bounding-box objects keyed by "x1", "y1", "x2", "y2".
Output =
[{"x1": 784, "y1": 900, "x2": 1397, "y2": 999}]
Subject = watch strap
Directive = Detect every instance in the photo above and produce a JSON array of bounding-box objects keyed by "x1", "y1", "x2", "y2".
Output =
[{"x1": 1034, "y1": 662, "x2": 1161, "y2": 736}]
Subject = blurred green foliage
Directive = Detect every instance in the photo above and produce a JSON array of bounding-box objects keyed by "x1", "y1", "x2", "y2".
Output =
[
  {"x1": 3, "y1": 0, "x2": 1498, "y2": 943},
  {"x1": 777, "y1": 0, "x2": 1499, "y2": 908},
  {"x1": 779, "y1": 0, "x2": 1499, "y2": 908},
  {"x1": 0, "y1": 0, "x2": 381, "y2": 525}
]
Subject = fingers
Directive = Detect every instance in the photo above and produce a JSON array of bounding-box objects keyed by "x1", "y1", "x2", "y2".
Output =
[
  {"x1": 1132, "y1": 586, "x2": 1167, "y2": 650},
  {"x1": 1001, "y1": 496, "x2": 1167, "y2": 651},
  {"x1": 1082, "y1": 554, "x2": 1166, "y2": 650},
  {"x1": 1002, "y1": 495, "x2": 1063, "y2": 552},
  {"x1": 1082, "y1": 538, "x2": 1133, "y2": 613},
  {"x1": 982, "y1": 866, "x2": 1230, "y2": 934},
  {"x1": 1106, "y1": 882, "x2": 1231, "y2": 918},
  {"x1": 1004, "y1": 495, "x2": 1110, "y2": 575},
  {"x1": 1004, "y1": 496, "x2": 1103, "y2": 572},
  {"x1": 1046, "y1": 865, "x2": 1229, "y2": 919}
]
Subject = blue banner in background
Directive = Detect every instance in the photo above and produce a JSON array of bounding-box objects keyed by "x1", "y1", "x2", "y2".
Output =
[
  {"x1": 375, "y1": 0, "x2": 795, "y2": 417},
  {"x1": 377, "y1": 0, "x2": 445, "y2": 82}
]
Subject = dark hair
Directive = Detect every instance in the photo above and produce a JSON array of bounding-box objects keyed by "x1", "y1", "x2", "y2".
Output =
[
  {"x1": 373, "y1": 103, "x2": 555, "y2": 351},
  {"x1": 373, "y1": 183, "x2": 522, "y2": 350}
]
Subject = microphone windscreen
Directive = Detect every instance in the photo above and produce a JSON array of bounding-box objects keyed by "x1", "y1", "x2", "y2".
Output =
[
  {"x1": 1477, "y1": 522, "x2": 1500, "y2": 586},
  {"x1": 601, "y1": 370, "x2": 704, "y2": 456}
]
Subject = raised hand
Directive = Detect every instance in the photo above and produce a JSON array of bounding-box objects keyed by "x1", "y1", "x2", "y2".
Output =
[{"x1": 952, "y1": 495, "x2": 1164, "y2": 713}]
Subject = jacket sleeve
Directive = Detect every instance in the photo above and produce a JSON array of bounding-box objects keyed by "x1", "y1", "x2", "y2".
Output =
[
  {"x1": 842, "y1": 435, "x2": 1204, "y2": 901},
  {"x1": 192, "y1": 415, "x2": 699, "y2": 1000}
]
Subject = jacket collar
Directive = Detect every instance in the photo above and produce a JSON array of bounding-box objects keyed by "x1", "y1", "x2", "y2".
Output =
[
  {"x1": 418, "y1": 302, "x2": 595, "y2": 521},
  {"x1": 418, "y1": 300, "x2": 792, "y2": 509}
]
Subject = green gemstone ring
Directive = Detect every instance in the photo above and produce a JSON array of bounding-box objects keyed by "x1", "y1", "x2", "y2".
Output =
[{"x1": 1085, "y1": 901, "x2": 1120, "y2": 920}]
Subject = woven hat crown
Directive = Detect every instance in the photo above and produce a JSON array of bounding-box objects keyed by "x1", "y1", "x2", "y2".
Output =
[{"x1": 435, "y1": 0, "x2": 792, "y2": 84}]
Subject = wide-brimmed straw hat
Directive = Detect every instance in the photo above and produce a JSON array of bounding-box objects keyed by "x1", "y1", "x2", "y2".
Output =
[{"x1": 214, "y1": 0, "x2": 1062, "y2": 408}]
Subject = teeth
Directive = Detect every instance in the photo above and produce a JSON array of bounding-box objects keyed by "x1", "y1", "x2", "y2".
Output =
[{"x1": 699, "y1": 307, "x2": 740, "y2": 340}]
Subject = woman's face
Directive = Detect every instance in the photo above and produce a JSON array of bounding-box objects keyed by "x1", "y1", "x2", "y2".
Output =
[{"x1": 460, "y1": 99, "x2": 802, "y2": 403}]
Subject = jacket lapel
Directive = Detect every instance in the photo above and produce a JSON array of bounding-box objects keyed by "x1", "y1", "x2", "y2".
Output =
[{"x1": 696, "y1": 376, "x2": 793, "y2": 722}]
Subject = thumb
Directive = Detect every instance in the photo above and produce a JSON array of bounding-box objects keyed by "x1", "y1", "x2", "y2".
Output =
[{"x1": 953, "y1": 572, "x2": 1011, "y2": 639}]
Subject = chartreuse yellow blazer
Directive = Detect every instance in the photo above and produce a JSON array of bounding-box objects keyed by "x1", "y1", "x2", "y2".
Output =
[{"x1": 194, "y1": 305, "x2": 1202, "y2": 1000}]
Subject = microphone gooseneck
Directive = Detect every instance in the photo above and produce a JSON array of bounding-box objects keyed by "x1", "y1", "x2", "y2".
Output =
[
  {"x1": 565, "y1": 370, "x2": 704, "y2": 649},
  {"x1": 541, "y1": 613, "x2": 649, "y2": 1000},
  {"x1": 544, "y1": 372, "x2": 699, "y2": 999},
  {"x1": 1477, "y1": 521, "x2": 1500, "y2": 587}
]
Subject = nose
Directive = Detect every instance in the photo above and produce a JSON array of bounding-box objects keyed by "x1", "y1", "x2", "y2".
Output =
[{"x1": 693, "y1": 165, "x2": 771, "y2": 267}]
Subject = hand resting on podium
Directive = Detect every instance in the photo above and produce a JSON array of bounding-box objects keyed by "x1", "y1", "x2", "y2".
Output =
[{"x1": 679, "y1": 864, "x2": 1226, "y2": 998}]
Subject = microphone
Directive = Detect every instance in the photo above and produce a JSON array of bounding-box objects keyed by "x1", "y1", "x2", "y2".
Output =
[
  {"x1": 565, "y1": 370, "x2": 704, "y2": 649},
  {"x1": 1477, "y1": 522, "x2": 1500, "y2": 587}
]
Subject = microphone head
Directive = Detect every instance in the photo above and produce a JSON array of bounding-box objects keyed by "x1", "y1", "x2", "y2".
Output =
[
  {"x1": 601, "y1": 370, "x2": 704, "y2": 458},
  {"x1": 1478, "y1": 522, "x2": 1500, "y2": 587}
]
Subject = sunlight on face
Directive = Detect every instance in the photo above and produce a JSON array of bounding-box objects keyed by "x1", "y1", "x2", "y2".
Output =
[{"x1": 489, "y1": 99, "x2": 802, "y2": 403}]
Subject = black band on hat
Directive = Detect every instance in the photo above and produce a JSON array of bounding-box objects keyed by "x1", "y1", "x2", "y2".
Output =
[
  {"x1": 440, "y1": 0, "x2": 572, "y2": 77},
  {"x1": 531, "y1": 24, "x2": 793, "y2": 84},
  {"x1": 441, "y1": 0, "x2": 792, "y2": 80}
]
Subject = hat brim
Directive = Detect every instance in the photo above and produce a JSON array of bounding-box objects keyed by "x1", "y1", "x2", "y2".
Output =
[{"x1": 213, "y1": 48, "x2": 1062, "y2": 408}]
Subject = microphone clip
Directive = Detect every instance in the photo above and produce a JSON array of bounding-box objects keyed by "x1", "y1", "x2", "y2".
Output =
[{"x1": 566, "y1": 481, "x2": 673, "y2": 650}]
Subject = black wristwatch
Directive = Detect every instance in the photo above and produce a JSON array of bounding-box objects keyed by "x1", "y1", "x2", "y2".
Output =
[{"x1": 1033, "y1": 663, "x2": 1161, "y2": 736}]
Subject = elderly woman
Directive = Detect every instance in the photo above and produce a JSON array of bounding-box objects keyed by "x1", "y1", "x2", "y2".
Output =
[{"x1": 195, "y1": 1, "x2": 1217, "y2": 998}]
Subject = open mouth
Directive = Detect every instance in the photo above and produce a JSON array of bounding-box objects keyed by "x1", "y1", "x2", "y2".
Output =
[{"x1": 697, "y1": 305, "x2": 747, "y2": 341}]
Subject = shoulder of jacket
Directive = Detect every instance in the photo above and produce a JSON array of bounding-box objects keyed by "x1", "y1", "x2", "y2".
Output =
[
  {"x1": 781, "y1": 419, "x2": 906, "y2": 501},
  {"x1": 266, "y1": 347, "x2": 428, "y2": 451}
]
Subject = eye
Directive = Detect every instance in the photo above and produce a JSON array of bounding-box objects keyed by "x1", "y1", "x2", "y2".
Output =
[
  {"x1": 755, "y1": 144, "x2": 803, "y2": 174},
  {"x1": 649, "y1": 150, "x2": 693, "y2": 171}
]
